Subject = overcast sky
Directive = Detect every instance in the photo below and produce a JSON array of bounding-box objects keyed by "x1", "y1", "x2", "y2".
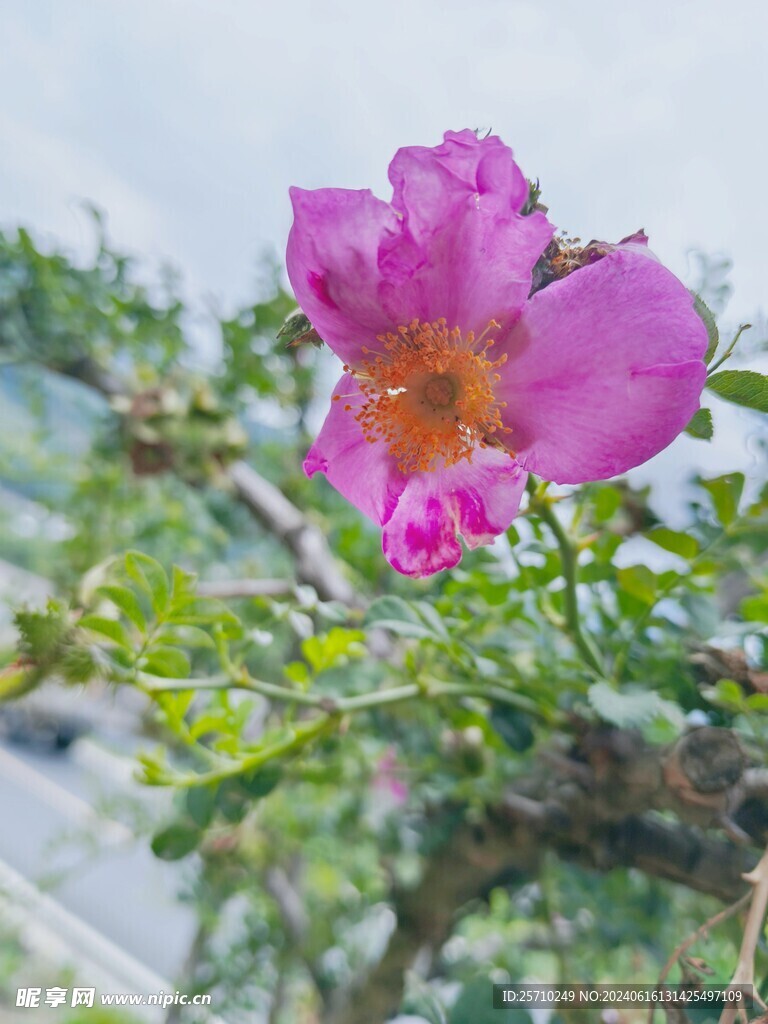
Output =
[{"x1": 1, "y1": 0, "x2": 766, "y2": 497}]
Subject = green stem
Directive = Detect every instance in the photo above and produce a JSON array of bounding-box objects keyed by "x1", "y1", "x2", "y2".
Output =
[
  {"x1": 140, "y1": 674, "x2": 542, "y2": 716},
  {"x1": 336, "y1": 683, "x2": 420, "y2": 711},
  {"x1": 706, "y1": 323, "x2": 752, "y2": 375},
  {"x1": 141, "y1": 672, "x2": 555, "y2": 788},
  {"x1": 173, "y1": 713, "x2": 337, "y2": 787},
  {"x1": 140, "y1": 671, "x2": 326, "y2": 707},
  {"x1": 526, "y1": 478, "x2": 604, "y2": 677}
]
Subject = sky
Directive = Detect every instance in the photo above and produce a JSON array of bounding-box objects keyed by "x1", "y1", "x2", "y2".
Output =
[{"x1": 1, "y1": 0, "x2": 766, "y2": 497}]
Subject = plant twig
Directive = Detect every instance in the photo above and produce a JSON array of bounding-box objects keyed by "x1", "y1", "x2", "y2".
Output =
[
  {"x1": 719, "y1": 844, "x2": 768, "y2": 1024},
  {"x1": 228, "y1": 460, "x2": 358, "y2": 606},
  {"x1": 648, "y1": 891, "x2": 752, "y2": 1024},
  {"x1": 707, "y1": 323, "x2": 752, "y2": 375}
]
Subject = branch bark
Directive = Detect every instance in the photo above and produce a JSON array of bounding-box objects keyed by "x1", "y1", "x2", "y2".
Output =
[
  {"x1": 44, "y1": 358, "x2": 360, "y2": 605},
  {"x1": 326, "y1": 727, "x2": 766, "y2": 1024},
  {"x1": 228, "y1": 460, "x2": 358, "y2": 605}
]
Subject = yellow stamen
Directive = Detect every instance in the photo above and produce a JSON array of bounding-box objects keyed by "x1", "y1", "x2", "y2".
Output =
[{"x1": 349, "y1": 318, "x2": 513, "y2": 474}]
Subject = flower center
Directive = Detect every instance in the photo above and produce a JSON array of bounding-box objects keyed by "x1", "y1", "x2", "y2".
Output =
[{"x1": 336, "y1": 318, "x2": 514, "y2": 474}]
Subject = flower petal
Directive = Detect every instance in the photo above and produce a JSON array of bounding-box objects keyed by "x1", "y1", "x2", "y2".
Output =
[
  {"x1": 303, "y1": 374, "x2": 406, "y2": 525},
  {"x1": 389, "y1": 129, "x2": 530, "y2": 230},
  {"x1": 497, "y1": 249, "x2": 708, "y2": 484},
  {"x1": 379, "y1": 130, "x2": 553, "y2": 335},
  {"x1": 382, "y1": 450, "x2": 527, "y2": 578},
  {"x1": 286, "y1": 187, "x2": 401, "y2": 365}
]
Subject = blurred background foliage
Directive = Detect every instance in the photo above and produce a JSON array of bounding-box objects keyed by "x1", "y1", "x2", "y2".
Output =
[{"x1": 1, "y1": 220, "x2": 768, "y2": 1024}]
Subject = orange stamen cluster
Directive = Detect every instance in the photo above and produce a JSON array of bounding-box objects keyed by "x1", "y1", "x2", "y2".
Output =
[{"x1": 336, "y1": 318, "x2": 513, "y2": 474}]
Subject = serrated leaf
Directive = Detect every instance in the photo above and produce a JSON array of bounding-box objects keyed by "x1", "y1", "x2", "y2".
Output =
[
  {"x1": 151, "y1": 821, "x2": 201, "y2": 860},
  {"x1": 707, "y1": 370, "x2": 768, "y2": 413},
  {"x1": 97, "y1": 584, "x2": 147, "y2": 632},
  {"x1": 700, "y1": 472, "x2": 744, "y2": 526},
  {"x1": 588, "y1": 682, "x2": 685, "y2": 729},
  {"x1": 691, "y1": 292, "x2": 719, "y2": 364},
  {"x1": 647, "y1": 527, "x2": 699, "y2": 560},
  {"x1": 79, "y1": 614, "x2": 133, "y2": 650},
  {"x1": 684, "y1": 407, "x2": 713, "y2": 440},
  {"x1": 125, "y1": 551, "x2": 170, "y2": 615}
]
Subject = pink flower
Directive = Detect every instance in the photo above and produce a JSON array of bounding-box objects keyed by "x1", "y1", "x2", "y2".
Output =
[
  {"x1": 371, "y1": 748, "x2": 408, "y2": 807},
  {"x1": 287, "y1": 130, "x2": 708, "y2": 578}
]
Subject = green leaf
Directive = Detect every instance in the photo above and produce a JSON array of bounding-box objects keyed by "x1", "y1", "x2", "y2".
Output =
[
  {"x1": 185, "y1": 785, "x2": 217, "y2": 828},
  {"x1": 239, "y1": 764, "x2": 282, "y2": 798},
  {"x1": 15, "y1": 601, "x2": 70, "y2": 661},
  {"x1": 79, "y1": 614, "x2": 133, "y2": 650},
  {"x1": 141, "y1": 646, "x2": 191, "y2": 678},
  {"x1": 700, "y1": 472, "x2": 745, "y2": 526},
  {"x1": 170, "y1": 565, "x2": 197, "y2": 606},
  {"x1": 587, "y1": 682, "x2": 685, "y2": 729},
  {"x1": 284, "y1": 661, "x2": 310, "y2": 685},
  {"x1": 691, "y1": 292, "x2": 719, "y2": 365},
  {"x1": 215, "y1": 779, "x2": 248, "y2": 823},
  {"x1": 616, "y1": 565, "x2": 658, "y2": 604},
  {"x1": 125, "y1": 551, "x2": 170, "y2": 615},
  {"x1": 155, "y1": 624, "x2": 215, "y2": 649},
  {"x1": 684, "y1": 407, "x2": 713, "y2": 440},
  {"x1": 302, "y1": 628, "x2": 366, "y2": 674},
  {"x1": 701, "y1": 678, "x2": 746, "y2": 711},
  {"x1": 489, "y1": 706, "x2": 534, "y2": 752},
  {"x1": 0, "y1": 663, "x2": 35, "y2": 701},
  {"x1": 364, "y1": 596, "x2": 441, "y2": 640},
  {"x1": 707, "y1": 370, "x2": 768, "y2": 413},
  {"x1": 590, "y1": 484, "x2": 623, "y2": 523},
  {"x1": 166, "y1": 595, "x2": 240, "y2": 628},
  {"x1": 646, "y1": 527, "x2": 699, "y2": 560},
  {"x1": 98, "y1": 584, "x2": 147, "y2": 632},
  {"x1": 189, "y1": 709, "x2": 231, "y2": 740},
  {"x1": 741, "y1": 595, "x2": 768, "y2": 622},
  {"x1": 151, "y1": 821, "x2": 201, "y2": 861}
]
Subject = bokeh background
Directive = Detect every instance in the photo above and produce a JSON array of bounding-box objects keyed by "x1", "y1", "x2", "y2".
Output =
[
  {"x1": 2, "y1": 0, "x2": 766, "y2": 321},
  {"x1": 3, "y1": 0, "x2": 767, "y2": 488}
]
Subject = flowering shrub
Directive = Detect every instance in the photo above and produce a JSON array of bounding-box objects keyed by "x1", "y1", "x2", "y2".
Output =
[{"x1": 1, "y1": 137, "x2": 768, "y2": 1022}]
